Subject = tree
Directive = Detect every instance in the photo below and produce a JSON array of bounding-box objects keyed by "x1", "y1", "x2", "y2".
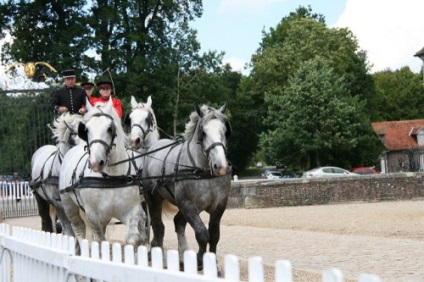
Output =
[
  {"x1": 373, "y1": 67, "x2": 424, "y2": 121},
  {"x1": 1, "y1": 0, "x2": 90, "y2": 74},
  {"x1": 245, "y1": 7, "x2": 378, "y2": 169},
  {"x1": 260, "y1": 56, "x2": 381, "y2": 169}
]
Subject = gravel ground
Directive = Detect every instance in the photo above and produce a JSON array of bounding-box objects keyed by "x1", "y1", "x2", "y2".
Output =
[{"x1": 4, "y1": 199, "x2": 424, "y2": 281}]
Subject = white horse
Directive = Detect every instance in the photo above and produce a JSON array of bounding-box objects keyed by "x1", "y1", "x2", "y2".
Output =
[
  {"x1": 30, "y1": 113, "x2": 83, "y2": 234},
  {"x1": 127, "y1": 95, "x2": 159, "y2": 152},
  {"x1": 125, "y1": 95, "x2": 160, "y2": 237},
  {"x1": 59, "y1": 98, "x2": 148, "y2": 251}
]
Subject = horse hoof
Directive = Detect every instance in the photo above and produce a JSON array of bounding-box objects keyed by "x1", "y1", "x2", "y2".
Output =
[{"x1": 56, "y1": 221, "x2": 63, "y2": 233}]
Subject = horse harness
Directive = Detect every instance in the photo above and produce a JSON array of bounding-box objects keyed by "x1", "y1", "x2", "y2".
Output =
[
  {"x1": 60, "y1": 115, "x2": 231, "y2": 204},
  {"x1": 29, "y1": 149, "x2": 64, "y2": 204}
]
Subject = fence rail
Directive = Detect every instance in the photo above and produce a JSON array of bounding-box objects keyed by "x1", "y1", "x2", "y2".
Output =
[
  {"x1": 0, "y1": 182, "x2": 38, "y2": 219},
  {"x1": 0, "y1": 224, "x2": 382, "y2": 282}
]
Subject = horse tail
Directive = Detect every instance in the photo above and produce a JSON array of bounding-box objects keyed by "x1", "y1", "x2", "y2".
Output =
[{"x1": 161, "y1": 199, "x2": 178, "y2": 219}]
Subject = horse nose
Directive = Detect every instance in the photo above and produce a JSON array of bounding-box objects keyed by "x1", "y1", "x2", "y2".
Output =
[
  {"x1": 213, "y1": 162, "x2": 228, "y2": 176},
  {"x1": 130, "y1": 137, "x2": 141, "y2": 149},
  {"x1": 89, "y1": 157, "x2": 105, "y2": 172}
]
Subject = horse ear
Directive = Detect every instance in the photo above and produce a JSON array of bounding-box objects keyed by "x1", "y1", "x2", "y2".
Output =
[
  {"x1": 78, "y1": 122, "x2": 88, "y2": 142},
  {"x1": 195, "y1": 104, "x2": 203, "y2": 118},
  {"x1": 218, "y1": 102, "x2": 228, "y2": 114},
  {"x1": 131, "y1": 96, "x2": 137, "y2": 109},
  {"x1": 86, "y1": 97, "x2": 94, "y2": 112},
  {"x1": 146, "y1": 96, "x2": 152, "y2": 107}
]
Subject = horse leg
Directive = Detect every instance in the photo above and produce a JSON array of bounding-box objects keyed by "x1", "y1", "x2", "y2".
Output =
[
  {"x1": 84, "y1": 207, "x2": 107, "y2": 243},
  {"x1": 122, "y1": 204, "x2": 148, "y2": 247},
  {"x1": 145, "y1": 193, "x2": 165, "y2": 248},
  {"x1": 208, "y1": 198, "x2": 228, "y2": 254},
  {"x1": 173, "y1": 211, "x2": 189, "y2": 269},
  {"x1": 173, "y1": 211, "x2": 189, "y2": 256},
  {"x1": 181, "y1": 207, "x2": 209, "y2": 270},
  {"x1": 54, "y1": 201, "x2": 75, "y2": 236},
  {"x1": 49, "y1": 205, "x2": 57, "y2": 233},
  {"x1": 60, "y1": 192, "x2": 86, "y2": 254},
  {"x1": 33, "y1": 191, "x2": 53, "y2": 232}
]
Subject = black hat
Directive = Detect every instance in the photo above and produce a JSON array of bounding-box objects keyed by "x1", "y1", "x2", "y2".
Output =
[
  {"x1": 62, "y1": 69, "x2": 76, "y2": 78},
  {"x1": 96, "y1": 81, "x2": 112, "y2": 88},
  {"x1": 81, "y1": 82, "x2": 95, "y2": 88}
]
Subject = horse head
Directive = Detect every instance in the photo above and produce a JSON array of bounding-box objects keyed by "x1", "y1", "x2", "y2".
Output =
[
  {"x1": 78, "y1": 98, "x2": 124, "y2": 172},
  {"x1": 52, "y1": 113, "x2": 84, "y2": 155},
  {"x1": 194, "y1": 103, "x2": 231, "y2": 176},
  {"x1": 126, "y1": 95, "x2": 159, "y2": 150}
]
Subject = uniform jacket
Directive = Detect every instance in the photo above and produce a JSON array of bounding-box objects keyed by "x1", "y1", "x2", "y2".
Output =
[
  {"x1": 51, "y1": 86, "x2": 87, "y2": 115},
  {"x1": 90, "y1": 96, "x2": 123, "y2": 119}
]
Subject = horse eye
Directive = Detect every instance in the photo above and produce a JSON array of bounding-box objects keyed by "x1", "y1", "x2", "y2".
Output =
[{"x1": 107, "y1": 127, "x2": 113, "y2": 133}]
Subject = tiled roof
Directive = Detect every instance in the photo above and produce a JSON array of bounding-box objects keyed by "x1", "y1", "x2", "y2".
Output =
[{"x1": 371, "y1": 119, "x2": 424, "y2": 150}]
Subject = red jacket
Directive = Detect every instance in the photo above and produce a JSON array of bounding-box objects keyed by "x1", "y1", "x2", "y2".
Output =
[{"x1": 90, "y1": 96, "x2": 123, "y2": 119}]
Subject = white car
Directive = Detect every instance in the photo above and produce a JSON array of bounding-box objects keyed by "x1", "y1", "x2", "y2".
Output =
[
  {"x1": 264, "y1": 170, "x2": 283, "y2": 180},
  {"x1": 303, "y1": 166, "x2": 360, "y2": 179}
]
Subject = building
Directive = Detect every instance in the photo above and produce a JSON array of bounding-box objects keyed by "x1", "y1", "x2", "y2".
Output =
[{"x1": 372, "y1": 120, "x2": 424, "y2": 173}]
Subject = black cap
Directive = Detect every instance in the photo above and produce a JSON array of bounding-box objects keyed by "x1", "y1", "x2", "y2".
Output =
[
  {"x1": 81, "y1": 82, "x2": 95, "y2": 87},
  {"x1": 96, "y1": 81, "x2": 112, "y2": 88},
  {"x1": 62, "y1": 69, "x2": 76, "y2": 78}
]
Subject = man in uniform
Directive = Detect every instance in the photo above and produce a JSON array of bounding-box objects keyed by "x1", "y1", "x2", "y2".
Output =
[{"x1": 51, "y1": 69, "x2": 87, "y2": 115}]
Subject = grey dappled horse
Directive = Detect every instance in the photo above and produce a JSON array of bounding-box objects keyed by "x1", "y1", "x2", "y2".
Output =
[
  {"x1": 59, "y1": 98, "x2": 148, "y2": 252},
  {"x1": 30, "y1": 113, "x2": 83, "y2": 234},
  {"x1": 142, "y1": 103, "x2": 232, "y2": 270}
]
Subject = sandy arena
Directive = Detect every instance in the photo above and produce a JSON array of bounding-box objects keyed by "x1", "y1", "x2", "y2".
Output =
[{"x1": 4, "y1": 199, "x2": 424, "y2": 281}]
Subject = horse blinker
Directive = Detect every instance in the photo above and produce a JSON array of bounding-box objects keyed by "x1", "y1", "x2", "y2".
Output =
[{"x1": 78, "y1": 122, "x2": 88, "y2": 142}]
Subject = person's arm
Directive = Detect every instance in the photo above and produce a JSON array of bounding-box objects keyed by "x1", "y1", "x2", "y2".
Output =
[
  {"x1": 78, "y1": 90, "x2": 88, "y2": 115},
  {"x1": 51, "y1": 89, "x2": 60, "y2": 114}
]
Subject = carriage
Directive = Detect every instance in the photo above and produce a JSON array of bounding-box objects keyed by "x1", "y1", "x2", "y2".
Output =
[{"x1": 31, "y1": 95, "x2": 232, "y2": 270}]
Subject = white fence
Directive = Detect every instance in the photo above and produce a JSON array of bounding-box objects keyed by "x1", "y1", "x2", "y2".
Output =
[
  {"x1": 0, "y1": 224, "x2": 382, "y2": 282},
  {"x1": 0, "y1": 182, "x2": 38, "y2": 218}
]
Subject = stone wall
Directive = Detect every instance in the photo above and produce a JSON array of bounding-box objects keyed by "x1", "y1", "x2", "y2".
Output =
[{"x1": 228, "y1": 172, "x2": 424, "y2": 208}]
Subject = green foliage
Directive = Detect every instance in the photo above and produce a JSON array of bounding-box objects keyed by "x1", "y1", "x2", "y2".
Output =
[
  {"x1": 260, "y1": 57, "x2": 374, "y2": 168},
  {"x1": 1, "y1": 0, "x2": 90, "y2": 73},
  {"x1": 0, "y1": 3, "x2": 418, "y2": 173},
  {"x1": 250, "y1": 13, "x2": 380, "y2": 169},
  {"x1": 373, "y1": 67, "x2": 424, "y2": 121},
  {"x1": 0, "y1": 92, "x2": 53, "y2": 178}
]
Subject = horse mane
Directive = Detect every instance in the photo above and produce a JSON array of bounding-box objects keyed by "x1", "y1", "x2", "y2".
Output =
[
  {"x1": 51, "y1": 113, "x2": 82, "y2": 141},
  {"x1": 183, "y1": 105, "x2": 227, "y2": 140}
]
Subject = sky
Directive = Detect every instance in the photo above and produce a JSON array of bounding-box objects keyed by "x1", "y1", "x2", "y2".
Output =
[
  {"x1": 1, "y1": 0, "x2": 424, "y2": 76},
  {"x1": 190, "y1": 0, "x2": 424, "y2": 74}
]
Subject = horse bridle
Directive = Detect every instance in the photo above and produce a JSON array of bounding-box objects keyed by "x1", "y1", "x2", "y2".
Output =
[
  {"x1": 130, "y1": 110, "x2": 155, "y2": 145},
  {"x1": 80, "y1": 112, "x2": 117, "y2": 157},
  {"x1": 196, "y1": 117, "x2": 231, "y2": 159}
]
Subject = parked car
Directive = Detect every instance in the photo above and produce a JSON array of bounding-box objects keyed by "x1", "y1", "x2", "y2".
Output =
[
  {"x1": 303, "y1": 167, "x2": 360, "y2": 179},
  {"x1": 352, "y1": 167, "x2": 379, "y2": 175},
  {"x1": 263, "y1": 170, "x2": 283, "y2": 180},
  {"x1": 281, "y1": 171, "x2": 302, "y2": 178}
]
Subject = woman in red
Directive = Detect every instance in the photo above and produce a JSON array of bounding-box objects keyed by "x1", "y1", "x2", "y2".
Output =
[{"x1": 91, "y1": 81, "x2": 123, "y2": 119}]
